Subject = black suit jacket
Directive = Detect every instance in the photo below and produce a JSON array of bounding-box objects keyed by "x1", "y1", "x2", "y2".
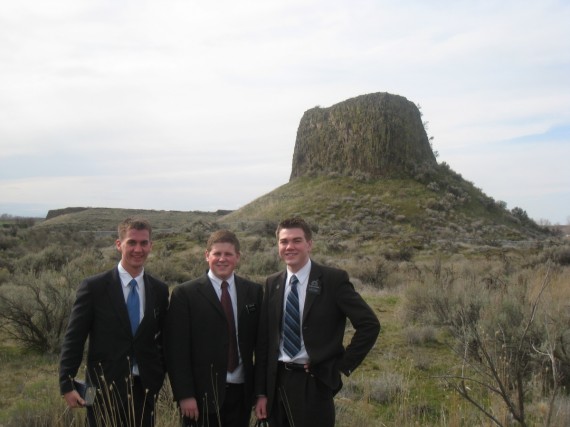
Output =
[
  {"x1": 59, "y1": 267, "x2": 169, "y2": 398},
  {"x1": 255, "y1": 261, "x2": 380, "y2": 413},
  {"x1": 165, "y1": 274, "x2": 263, "y2": 413}
]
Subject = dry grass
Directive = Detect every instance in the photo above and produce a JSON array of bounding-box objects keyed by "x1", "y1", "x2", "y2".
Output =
[
  {"x1": 3, "y1": 262, "x2": 570, "y2": 426},
  {"x1": 0, "y1": 201, "x2": 566, "y2": 426}
]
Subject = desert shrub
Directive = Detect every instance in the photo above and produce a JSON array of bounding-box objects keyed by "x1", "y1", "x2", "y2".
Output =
[
  {"x1": 14, "y1": 245, "x2": 76, "y2": 274},
  {"x1": 0, "y1": 276, "x2": 72, "y2": 353},
  {"x1": 185, "y1": 220, "x2": 218, "y2": 244},
  {"x1": 66, "y1": 249, "x2": 111, "y2": 277},
  {"x1": 402, "y1": 284, "x2": 436, "y2": 325},
  {"x1": 479, "y1": 195, "x2": 496, "y2": 210},
  {"x1": 0, "y1": 267, "x2": 10, "y2": 285},
  {"x1": 426, "y1": 181, "x2": 440, "y2": 192},
  {"x1": 403, "y1": 260, "x2": 562, "y2": 426},
  {"x1": 412, "y1": 352, "x2": 433, "y2": 371},
  {"x1": 400, "y1": 256, "x2": 446, "y2": 297},
  {"x1": 323, "y1": 237, "x2": 348, "y2": 253},
  {"x1": 339, "y1": 371, "x2": 408, "y2": 407},
  {"x1": 353, "y1": 170, "x2": 372, "y2": 182},
  {"x1": 404, "y1": 325, "x2": 438, "y2": 345},
  {"x1": 0, "y1": 258, "x2": 95, "y2": 353},
  {"x1": 0, "y1": 233, "x2": 19, "y2": 251},
  {"x1": 384, "y1": 246, "x2": 413, "y2": 262},
  {"x1": 368, "y1": 372, "x2": 407, "y2": 404},
  {"x1": 240, "y1": 250, "x2": 280, "y2": 277},
  {"x1": 175, "y1": 250, "x2": 210, "y2": 281},
  {"x1": 545, "y1": 244, "x2": 570, "y2": 266},
  {"x1": 242, "y1": 220, "x2": 278, "y2": 237},
  {"x1": 511, "y1": 206, "x2": 530, "y2": 222},
  {"x1": 146, "y1": 256, "x2": 193, "y2": 285},
  {"x1": 496, "y1": 200, "x2": 508, "y2": 210},
  {"x1": 336, "y1": 376, "x2": 364, "y2": 401},
  {"x1": 351, "y1": 257, "x2": 390, "y2": 289},
  {"x1": 242, "y1": 236, "x2": 265, "y2": 252}
]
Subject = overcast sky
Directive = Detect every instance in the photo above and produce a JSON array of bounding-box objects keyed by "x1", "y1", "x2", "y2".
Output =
[{"x1": 1, "y1": 0, "x2": 569, "y2": 224}]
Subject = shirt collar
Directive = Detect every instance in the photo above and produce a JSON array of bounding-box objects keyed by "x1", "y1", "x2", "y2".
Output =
[
  {"x1": 118, "y1": 263, "x2": 144, "y2": 288},
  {"x1": 287, "y1": 259, "x2": 311, "y2": 286},
  {"x1": 207, "y1": 270, "x2": 235, "y2": 290}
]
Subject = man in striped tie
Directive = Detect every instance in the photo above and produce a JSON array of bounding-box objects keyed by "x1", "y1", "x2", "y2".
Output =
[{"x1": 254, "y1": 217, "x2": 380, "y2": 427}]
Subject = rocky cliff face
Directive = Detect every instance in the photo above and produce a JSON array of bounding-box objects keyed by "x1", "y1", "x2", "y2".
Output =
[{"x1": 290, "y1": 92, "x2": 437, "y2": 180}]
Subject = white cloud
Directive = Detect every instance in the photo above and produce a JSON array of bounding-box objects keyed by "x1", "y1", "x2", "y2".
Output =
[{"x1": 1, "y1": 0, "x2": 569, "y2": 222}]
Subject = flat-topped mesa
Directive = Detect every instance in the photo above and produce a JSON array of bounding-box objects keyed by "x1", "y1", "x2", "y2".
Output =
[{"x1": 290, "y1": 92, "x2": 437, "y2": 180}]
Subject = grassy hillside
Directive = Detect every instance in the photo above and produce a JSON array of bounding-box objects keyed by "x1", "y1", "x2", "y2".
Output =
[
  {"x1": 220, "y1": 171, "x2": 552, "y2": 262},
  {"x1": 1, "y1": 169, "x2": 568, "y2": 426},
  {"x1": 2, "y1": 236, "x2": 569, "y2": 426}
]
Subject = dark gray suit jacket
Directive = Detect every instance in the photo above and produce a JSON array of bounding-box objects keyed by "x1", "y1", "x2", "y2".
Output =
[
  {"x1": 165, "y1": 274, "x2": 263, "y2": 413},
  {"x1": 59, "y1": 267, "x2": 169, "y2": 398},
  {"x1": 254, "y1": 261, "x2": 380, "y2": 414}
]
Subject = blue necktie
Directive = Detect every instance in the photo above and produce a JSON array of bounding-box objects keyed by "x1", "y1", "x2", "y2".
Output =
[
  {"x1": 127, "y1": 279, "x2": 140, "y2": 335},
  {"x1": 284, "y1": 275, "x2": 302, "y2": 358}
]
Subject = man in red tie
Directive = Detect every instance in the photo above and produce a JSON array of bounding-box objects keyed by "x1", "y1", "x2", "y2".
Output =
[{"x1": 165, "y1": 230, "x2": 263, "y2": 427}]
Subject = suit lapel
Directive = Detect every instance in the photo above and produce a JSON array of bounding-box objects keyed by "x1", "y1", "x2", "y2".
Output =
[
  {"x1": 236, "y1": 275, "x2": 255, "y2": 346},
  {"x1": 108, "y1": 267, "x2": 132, "y2": 335},
  {"x1": 271, "y1": 271, "x2": 287, "y2": 328},
  {"x1": 235, "y1": 275, "x2": 247, "y2": 320},
  {"x1": 138, "y1": 273, "x2": 155, "y2": 333},
  {"x1": 197, "y1": 275, "x2": 226, "y2": 319},
  {"x1": 303, "y1": 262, "x2": 322, "y2": 322}
]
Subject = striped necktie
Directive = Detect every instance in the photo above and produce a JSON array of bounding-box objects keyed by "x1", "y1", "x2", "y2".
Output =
[{"x1": 283, "y1": 275, "x2": 302, "y2": 357}]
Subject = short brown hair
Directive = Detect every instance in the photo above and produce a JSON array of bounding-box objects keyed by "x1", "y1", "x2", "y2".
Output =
[
  {"x1": 117, "y1": 217, "x2": 152, "y2": 241},
  {"x1": 276, "y1": 217, "x2": 313, "y2": 241},
  {"x1": 206, "y1": 229, "x2": 241, "y2": 253}
]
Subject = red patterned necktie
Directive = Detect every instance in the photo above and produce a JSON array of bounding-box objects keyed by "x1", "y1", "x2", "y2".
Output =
[{"x1": 221, "y1": 281, "x2": 239, "y2": 372}]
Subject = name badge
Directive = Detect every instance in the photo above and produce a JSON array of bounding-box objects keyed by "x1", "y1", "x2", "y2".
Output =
[{"x1": 307, "y1": 280, "x2": 321, "y2": 295}]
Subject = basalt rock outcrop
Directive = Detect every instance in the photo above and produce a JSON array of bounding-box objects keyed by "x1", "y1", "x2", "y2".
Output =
[{"x1": 290, "y1": 92, "x2": 437, "y2": 180}]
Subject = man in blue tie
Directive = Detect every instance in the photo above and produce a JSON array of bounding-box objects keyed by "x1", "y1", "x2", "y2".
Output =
[
  {"x1": 59, "y1": 217, "x2": 169, "y2": 427},
  {"x1": 254, "y1": 217, "x2": 380, "y2": 427}
]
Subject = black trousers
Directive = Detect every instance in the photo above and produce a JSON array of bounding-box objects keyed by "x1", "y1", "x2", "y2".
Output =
[
  {"x1": 182, "y1": 383, "x2": 250, "y2": 427},
  {"x1": 87, "y1": 376, "x2": 155, "y2": 427},
  {"x1": 270, "y1": 363, "x2": 335, "y2": 427}
]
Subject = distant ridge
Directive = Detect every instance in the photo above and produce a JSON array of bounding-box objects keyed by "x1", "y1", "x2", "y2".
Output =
[
  {"x1": 39, "y1": 207, "x2": 226, "y2": 231},
  {"x1": 46, "y1": 207, "x2": 89, "y2": 219}
]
